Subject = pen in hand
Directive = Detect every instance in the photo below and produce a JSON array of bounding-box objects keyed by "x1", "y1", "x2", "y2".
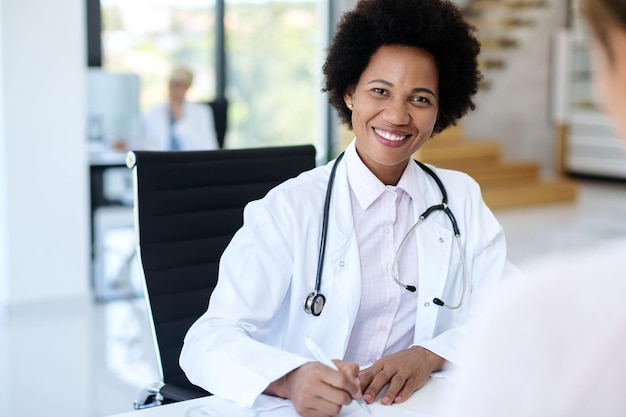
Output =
[{"x1": 304, "y1": 336, "x2": 372, "y2": 414}]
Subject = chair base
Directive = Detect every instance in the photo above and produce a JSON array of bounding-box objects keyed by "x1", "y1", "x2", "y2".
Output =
[
  {"x1": 135, "y1": 381, "x2": 211, "y2": 409},
  {"x1": 134, "y1": 382, "x2": 164, "y2": 409}
]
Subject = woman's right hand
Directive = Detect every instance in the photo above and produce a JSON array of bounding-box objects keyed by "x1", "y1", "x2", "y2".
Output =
[{"x1": 265, "y1": 360, "x2": 362, "y2": 417}]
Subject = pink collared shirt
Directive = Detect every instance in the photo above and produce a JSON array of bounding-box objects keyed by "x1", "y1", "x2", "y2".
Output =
[{"x1": 343, "y1": 144, "x2": 422, "y2": 366}]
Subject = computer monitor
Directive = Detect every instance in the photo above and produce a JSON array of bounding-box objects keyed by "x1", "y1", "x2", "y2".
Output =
[{"x1": 86, "y1": 68, "x2": 140, "y2": 149}]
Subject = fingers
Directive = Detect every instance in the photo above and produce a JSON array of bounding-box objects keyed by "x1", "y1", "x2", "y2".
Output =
[
  {"x1": 359, "y1": 347, "x2": 438, "y2": 405},
  {"x1": 334, "y1": 359, "x2": 362, "y2": 397},
  {"x1": 292, "y1": 390, "x2": 345, "y2": 417},
  {"x1": 362, "y1": 370, "x2": 418, "y2": 405},
  {"x1": 379, "y1": 372, "x2": 420, "y2": 405},
  {"x1": 360, "y1": 365, "x2": 393, "y2": 404},
  {"x1": 286, "y1": 362, "x2": 359, "y2": 417}
]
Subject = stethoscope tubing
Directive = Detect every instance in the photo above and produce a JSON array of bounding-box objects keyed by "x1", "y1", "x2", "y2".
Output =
[
  {"x1": 309, "y1": 152, "x2": 466, "y2": 315},
  {"x1": 313, "y1": 152, "x2": 345, "y2": 297}
]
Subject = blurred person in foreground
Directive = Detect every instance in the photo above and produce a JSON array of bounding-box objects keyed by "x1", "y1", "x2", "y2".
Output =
[
  {"x1": 446, "y1": 1, "x2": 626, "y2": 415},
  {"x1": 140, "y1": 66, "x2": 219, "y2": 151},
  {"x1": 180, "y1": 1, "x2": 518, "y2": 417}
]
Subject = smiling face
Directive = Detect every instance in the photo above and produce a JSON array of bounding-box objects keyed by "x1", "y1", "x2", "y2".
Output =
[{"x1": 344, "y1": 44, "x2": 439, "y2": 185}]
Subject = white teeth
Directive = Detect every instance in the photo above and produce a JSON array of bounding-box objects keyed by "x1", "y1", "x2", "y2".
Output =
[{"x1": 374, "y1": 128, "x2": 407, "y2": 141}]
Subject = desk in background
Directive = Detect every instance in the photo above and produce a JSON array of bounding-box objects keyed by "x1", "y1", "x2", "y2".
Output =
[
  {"x1": 89, "y1": 151, "x2": 139, "y2": 301},
  {"x1": 106, "y1": 377, "x2": 453, "y2": 417}
]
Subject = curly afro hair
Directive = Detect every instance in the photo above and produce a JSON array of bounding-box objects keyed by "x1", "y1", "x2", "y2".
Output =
[{"x1": 322, "y1": 0, "x2": 482, "y2": 135}]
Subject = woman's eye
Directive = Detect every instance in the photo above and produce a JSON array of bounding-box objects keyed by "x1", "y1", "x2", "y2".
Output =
[
  {"x1": 411, "y1": 96, "x2": 431, "y2": 105},
  {"x1": 371, "y1": 87, "x2": 387, "y2": 95}
]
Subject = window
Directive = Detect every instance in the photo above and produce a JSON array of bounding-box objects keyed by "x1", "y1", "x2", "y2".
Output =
[
  {"x1": 224, "y1": 1, "x2": 323, "y2": 150},
  {"x1": 98, "y1": 0, "x2": 327, "y2": 153},
  {"x1": 101, "y1": 0, "x2": 216, "y2": 109}
]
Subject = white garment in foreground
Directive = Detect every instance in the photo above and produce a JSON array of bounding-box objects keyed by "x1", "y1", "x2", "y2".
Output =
[{"x1": 446, "y1": 237, "x2": 626, "y2": 417}]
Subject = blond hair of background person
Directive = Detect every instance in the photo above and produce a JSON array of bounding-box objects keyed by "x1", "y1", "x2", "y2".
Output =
[
  {"x1": 445, "y1": 1, "x2": 626, "y2": 415},
  {"x1": 140, "y1": 66, "x2": 219, "y2": 151}
]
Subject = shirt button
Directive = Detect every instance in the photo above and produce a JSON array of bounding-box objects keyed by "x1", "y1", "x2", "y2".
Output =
[
  {"x1": 384, "y1": 228, "x2": 391, "y2": 234},
  {"x1": 390, "y1": 297, "x2": 398, "y2": 305},
  {"x1": 424, "y1": 302, "x2": 430, "y2": 307},
  {"x1": 380, "y1": 325, "x2": 387, "y2": 332},
  {"x1": 339, "y1": 261, "x2": 345, "y2": 267}
]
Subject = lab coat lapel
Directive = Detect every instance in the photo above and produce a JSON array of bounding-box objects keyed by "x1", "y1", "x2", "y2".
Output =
[{"x1": 326, "y1": 160, "x2": 361, "y2": 350}]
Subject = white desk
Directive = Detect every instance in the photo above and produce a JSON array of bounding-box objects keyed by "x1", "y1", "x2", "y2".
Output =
[{"x1": 107, "y1": 377, "x2": 452, "y2": 417}]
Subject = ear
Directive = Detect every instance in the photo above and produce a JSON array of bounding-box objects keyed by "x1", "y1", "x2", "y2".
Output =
[{"x1": 343, "y1": 87, "x2": 355, "y2": 108}]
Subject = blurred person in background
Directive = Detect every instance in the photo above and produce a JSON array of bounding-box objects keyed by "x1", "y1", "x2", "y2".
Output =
[
  {"x1": 446, "y1": 0, "x2": 626, "y2": 415},
  {"x1": 140, "y1": 66, "x2": 219, "y2": 151}
]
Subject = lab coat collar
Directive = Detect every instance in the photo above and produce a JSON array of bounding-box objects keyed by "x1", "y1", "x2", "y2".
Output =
[{"x1": 344, "y1": 140, "x2": 423, "y2": 211}]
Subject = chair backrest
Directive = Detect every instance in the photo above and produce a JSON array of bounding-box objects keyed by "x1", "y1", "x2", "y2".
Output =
[{"x1": 127, "y1": 145, "x2": 317, "y2": 400}]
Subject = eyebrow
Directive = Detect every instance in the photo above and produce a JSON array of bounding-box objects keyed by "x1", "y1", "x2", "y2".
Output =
[{"x1": 365, "y1": 79, "x2": 437, "y2": 99}]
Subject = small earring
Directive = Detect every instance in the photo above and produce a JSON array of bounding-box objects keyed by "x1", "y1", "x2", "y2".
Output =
[{"x1": 347, "y1": 103, "x2": 353, "y2": 109}]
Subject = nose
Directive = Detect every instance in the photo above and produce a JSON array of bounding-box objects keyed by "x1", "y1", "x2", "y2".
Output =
[{"x1": 383, "y1": 99, "x2": 410, "y2": 126}]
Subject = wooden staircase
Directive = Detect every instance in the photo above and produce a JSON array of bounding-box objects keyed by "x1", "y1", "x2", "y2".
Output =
[
  {"x1": 414, "y1": 125, "x2": 578, "y2": 210},
  {"x1": 407, "y1": 0, "x2": 579, "y2": 210},
  {"x1": 464, "y1": 0, "x2": 551, "y2": 92},
  {"x1": 337, "y1": 1, "x2": 578, "y2": 211}
]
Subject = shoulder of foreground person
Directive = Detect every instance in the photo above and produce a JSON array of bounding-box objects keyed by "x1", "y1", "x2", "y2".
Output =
[{"x1": 444, "y1": 237, "x2": 626, "y2": 417}]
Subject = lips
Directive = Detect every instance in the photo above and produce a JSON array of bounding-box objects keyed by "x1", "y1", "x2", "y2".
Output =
[{"x1": 374, "y1": 128, "x2": 410, "y2": 141}]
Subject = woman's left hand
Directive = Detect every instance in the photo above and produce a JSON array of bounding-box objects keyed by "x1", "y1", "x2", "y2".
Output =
[{"x1": 358, "y1": 346, "x2": 445, "y2": 405}]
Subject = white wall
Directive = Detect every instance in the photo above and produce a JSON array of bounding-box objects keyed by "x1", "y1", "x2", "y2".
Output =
[
  {"x1": 0, "y1": 1, "x2": 7, "y2": 312},
  {"x1": 463, "y1": 0, "x2": 568, "y2": 174},
  {"x1": 0, "y1": 0, "x2": 89, "y2": 308}
]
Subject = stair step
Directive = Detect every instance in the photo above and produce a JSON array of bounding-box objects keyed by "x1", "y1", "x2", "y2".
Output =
[
  {"x1": 479, "y1": 37, "x2": 518, "y2": 49},
  {"x1": 468, "y1": 17, "x2": 535, "y2": 30},
  {"x1": 415, "y1": 140, "x2": 501, "y2": 164},
  {"x1": 479, "y1": 57, "x2": 506, "y2": 70},
  {"x1": 436, "y1": 124, "x2": 465, "y2": 141},
  {"x1": 468, "y1": 0, "x2": 549, "y2": 11},
  {"x1": 482, "y1": 179, "x2": 579, "y2": 210},
  {"x1": 436, "y1": 160, "x2": 540, "y2": 186}
]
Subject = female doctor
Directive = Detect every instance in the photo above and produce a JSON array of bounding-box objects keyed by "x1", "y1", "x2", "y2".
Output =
[{"x1": 180, "y1": 1, "x2": 515, "y2": 416}]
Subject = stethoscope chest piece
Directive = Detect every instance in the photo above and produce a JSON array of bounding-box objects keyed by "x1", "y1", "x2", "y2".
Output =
[{"x1": 304, "y1": 292, "x2": 325, "y2": 316}]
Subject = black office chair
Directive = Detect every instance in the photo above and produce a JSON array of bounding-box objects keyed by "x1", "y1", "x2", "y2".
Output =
[{"x1": 127, "y1": 145, "x2": 317, "y2": 409}]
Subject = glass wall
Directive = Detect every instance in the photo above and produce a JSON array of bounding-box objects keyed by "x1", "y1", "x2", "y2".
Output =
[
  {"x1": 224, "y1": 1, "x2": 323, "y2": 149},
  {"x1": 101, "y1": 0, "x2": 216, "y2": 109},
  {"x1": 100, "y1": 0, "x2": 325, "y2": 151},
  {"x1": 95, "y1": 0, "x2": 327, "y2": 300}
]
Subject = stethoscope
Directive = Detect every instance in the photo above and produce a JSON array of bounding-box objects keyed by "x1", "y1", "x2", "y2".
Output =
[{"x1": 304, "y1": 152, "x2": 468, "y2": 316}]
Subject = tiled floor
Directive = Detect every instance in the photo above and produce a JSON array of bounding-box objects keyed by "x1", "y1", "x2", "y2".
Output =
[{"x1": 1, "y1": 179, "x2": 625, "y2": 417}]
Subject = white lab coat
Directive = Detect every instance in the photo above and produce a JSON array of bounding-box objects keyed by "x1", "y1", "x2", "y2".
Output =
[
  {"x1": 139, "y1": 100, "x2": 219, "y2": 151},
  {"x1": 180, "y1": 146, "x2": 514, "y2": 407}
]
